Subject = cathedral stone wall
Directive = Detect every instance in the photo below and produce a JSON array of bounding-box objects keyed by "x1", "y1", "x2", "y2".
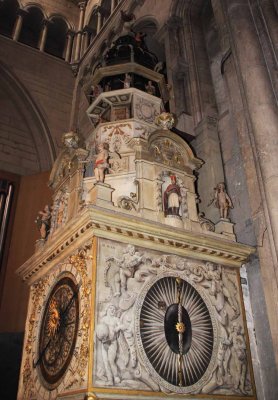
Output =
[{"x1": 0, "y1": 36, "x2": 75, "y2": 172}]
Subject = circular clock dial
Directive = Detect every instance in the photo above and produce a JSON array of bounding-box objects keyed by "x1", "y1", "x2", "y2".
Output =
[
  {"x1": 139, "y1": 276, "x2": 214, "y2": 389},
  {"x1": 38, "y1": 276, "x2": 79, "y2": 387}
]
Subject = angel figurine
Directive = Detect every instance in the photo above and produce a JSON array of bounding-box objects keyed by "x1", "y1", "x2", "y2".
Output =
[
  {"x1": 35, "y1": 205, "x2": 51, "y2": 240},
  {"x1": 94, "y1": 143, "x2": 110, "y2": 183},
  {"x1": 93, "y1": 142, "x2": 122, "y2": 183},
  {"x1": 213, "y1": 182, "x2": 233, "y2": 219}
]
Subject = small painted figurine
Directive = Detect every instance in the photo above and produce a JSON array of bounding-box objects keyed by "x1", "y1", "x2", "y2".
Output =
[
  {"x1": 121, "y1": 73, "x2": 132, "y2": 89},
  {"x1": 94, "y1": 142, "x2": 109, "y2": 183},
  {"x1": 35, "y1": 205, "x2": 51, "y2": 240},
  {"x1": 214, "y1": 182, "x2": 233, "y2": 219},
  {"x1": 90, "y1": 84, "x2": 103, "y2": 101},
  {"x1": 134, "y1": 31, "x2": 147, "y2": 49},
  {"x1": 145, "y1": 80, "x2": 156, "y2": 96},
  {"x1": 164, "y1": 175, "x2": 181, "y2": 216}
]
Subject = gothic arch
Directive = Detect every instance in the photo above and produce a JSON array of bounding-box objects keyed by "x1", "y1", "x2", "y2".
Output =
[
  {"x1": 0, "y1": 62, "x2": 55, "y2": 173},
  {"x1": 0, "y1": 0, "x2": 19, "y2": 38},
  {"x1": 19, "y1": 4, "x2": 45, "y2": 48},
  {"x1": 45, "y1": 15, "x2": 69, "y2": 58}
]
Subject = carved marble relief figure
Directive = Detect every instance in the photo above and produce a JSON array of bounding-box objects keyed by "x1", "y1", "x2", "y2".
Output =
[{"x1": 93, "y1": 239, "x2": 253, "y2": 396}]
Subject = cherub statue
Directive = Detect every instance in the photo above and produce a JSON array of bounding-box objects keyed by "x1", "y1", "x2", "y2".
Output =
[
  {"x1": 213, "y1": 182, "x2": 233, "y2": 219},
  {"x1": 35, "y1": 205, "x2": 51, "y2": 240},
  {"x1": 94, "y1": 143, "x2": 110, "y2": 183}
]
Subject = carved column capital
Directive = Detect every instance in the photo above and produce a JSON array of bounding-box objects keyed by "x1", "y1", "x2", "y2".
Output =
[
  {"x1": 16, "y1": 8, "x2": 28, "y2": 17},
  {"x1": 42, "y1": 18, "x2": 51, "y2": 27},
  {"x1": 78, "y1": 1, "x2": 88, "y2": 11}
]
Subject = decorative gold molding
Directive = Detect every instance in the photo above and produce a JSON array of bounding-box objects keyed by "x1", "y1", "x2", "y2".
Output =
[{"x1": 64, "y1": 245, "x2": 92, "y2": 389}]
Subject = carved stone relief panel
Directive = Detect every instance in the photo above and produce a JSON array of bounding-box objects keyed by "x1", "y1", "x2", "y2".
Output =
[
  {"x1": 95, "y1": 123, "x2": 132, "y2": 153},
  {"x1": 134, "y1": 97, "x2": 159, "y2": 124},
  {"x1": 92, "y1": 238, "x2": 254, "y2": 397}
]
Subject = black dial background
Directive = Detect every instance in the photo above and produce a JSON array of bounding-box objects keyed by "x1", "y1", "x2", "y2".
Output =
[
  {"x1": 140, "y1": 276, "x2": 213, "y2": 387},
  {"x1": 38, "y1": 276, "x2": 79, "y2": 387}
]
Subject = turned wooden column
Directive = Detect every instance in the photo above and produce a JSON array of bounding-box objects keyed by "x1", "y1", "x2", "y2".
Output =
[
  {"x1": 74, "y1": 1, "x2": 87, "y2": 61},
  {"x1": 13, "y1": 9, "x2": 27, "y2": 41},
  {"x1": 39, "y1": 19, "x2": 49, "y2": 51}
]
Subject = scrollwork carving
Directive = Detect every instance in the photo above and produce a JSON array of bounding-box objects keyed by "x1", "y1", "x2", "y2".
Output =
[
  {"x1": 66, "y1": 245, "x2": 92, "y2": 387},
  {"x1": 150, "y1": 138, "x2": 186, "y2": 169}
]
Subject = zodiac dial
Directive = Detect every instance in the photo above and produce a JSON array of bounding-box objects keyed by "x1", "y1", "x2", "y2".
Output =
[
  {"x1": 138, "y1": 276, "x2": 214, "y2": 392},
  {"x1": 35, "y1": 276, "x2": 79, "y2": 388}
]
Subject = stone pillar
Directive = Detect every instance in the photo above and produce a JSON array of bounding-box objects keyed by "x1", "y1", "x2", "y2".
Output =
[
  {"x1": 13, "y1": 9, "x2": 26, "y2": 41},
  {"x1": 259, "y1": 0, "x2": 278, "y2": 56},
  {"x1": 81, "y1": 27, "x2": 90, "y2": 55},
  {"x1": 97, "y1": 11, "x2": 102, "y2": 34},
  {"x1": 39, "y1": 19, "x2": 49, "y2": 52},
  {"x1": 74, "y1": 1, "x2": 87, "y2": 61},
  {"x1": 111, "y1": 0, "x2": 116, "y2": 13},
  {"x1": 225, "y1": 0, "x2": 278, "y2": 365},
  {"x1": 163, "y1": 17, "x2": 183, "y2": 114},
  {"x1": 226, "y1": 0, "x2": 278, "y2": 264},
  {"x1": 193, "y1": 116, "x2": 225, "y2": 223},
  {"x1": 65, "y1": 30, "x2": 74, "y2": 62}
]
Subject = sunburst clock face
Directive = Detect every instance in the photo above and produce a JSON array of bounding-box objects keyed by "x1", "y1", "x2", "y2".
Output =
[
  {"x1": 137, "y1": 275, "x2": 215, "y2": 393},
  {"x1": 36, "y1": 277, "x2": 79, "y2": 388}
]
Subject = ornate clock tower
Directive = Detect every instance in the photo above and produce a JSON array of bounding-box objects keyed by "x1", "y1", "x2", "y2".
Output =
[{"x1": 17, "y1": 29, "x2": 256, "y2": 400}]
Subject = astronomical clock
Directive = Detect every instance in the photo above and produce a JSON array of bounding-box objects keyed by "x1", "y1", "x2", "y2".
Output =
[{"x1": 17, "y1": 18, "x2": 256, "y2": 400}]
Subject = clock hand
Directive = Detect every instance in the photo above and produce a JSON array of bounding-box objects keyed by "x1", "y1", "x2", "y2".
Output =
[
  {"x1": 33, "y1": 337, "x2": 51, "y2": 368},
  {"x1": 59, "y1": 283, "x2": 80, "y2": 326},
  {"x1": 175, "y1": 278, "x2": 185, "y2": 387}
]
